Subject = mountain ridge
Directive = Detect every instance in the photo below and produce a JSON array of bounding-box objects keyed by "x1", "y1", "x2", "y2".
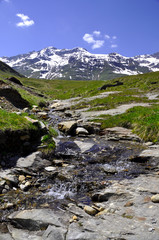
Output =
[{"x1": 0, "y1": 47, "x2": 159, "y2": 80}]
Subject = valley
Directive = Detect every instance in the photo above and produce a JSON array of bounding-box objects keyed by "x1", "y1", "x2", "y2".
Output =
[{"x1": 0, "y1": 62, "x2": 159, "y2": 239}]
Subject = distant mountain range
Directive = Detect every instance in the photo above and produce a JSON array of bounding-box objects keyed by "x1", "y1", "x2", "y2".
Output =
[{"x1": 0, "y1": 47, "x2": 159, "y2": 80}]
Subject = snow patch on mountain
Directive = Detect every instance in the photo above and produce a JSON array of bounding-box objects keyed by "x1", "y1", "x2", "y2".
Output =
[{"x1": 0, "y1": 47, "x2": 159, "y2": 80}]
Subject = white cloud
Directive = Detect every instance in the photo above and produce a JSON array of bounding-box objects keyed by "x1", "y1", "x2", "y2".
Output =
[
  {"x1": 83, "y1": 31, "x2": 118, "y2": 50},
  {"x1": 92, "y1": 40, "x2": 104, "y2": 49},
  {"x1": 83, "y1": 33, "x2": 95, "y2": 44},
  {"x1": 105, "y1": 34, "x2": 110, "y2": 39},
  {"x1": 16, "y1": 13, "x2": 34, "y2": 27},
  {"x1": 111, "y1": 44, "x2": 118, "y2": 48},
  {"x1": 93, "y1": 31, "x2": 101, "y2": 36},
  {"x1": 83, "y1": 31, "x2": 105, "y2": 49}
]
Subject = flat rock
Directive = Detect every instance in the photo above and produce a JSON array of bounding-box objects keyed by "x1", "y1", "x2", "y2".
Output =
[
  {"x1": 74, "y1": 140, "x2": 94, "y2": 153},
  {"x1": 8, "y1": 209, "x2": 70, "y2": 231},
  {"x1": 139, "y1": 145, "x2": 159, "y2": 158},
  {"x1": 0, "y1": 169, "x2": 18, "y2": 184},
  {"x1": 104, "y1": 127, "x2": 141, "y2": 141},
  {"x1": 16, "y1": 151, "x2": 42, "y2": 168},
  {"x1": 8, "y1": 224, "x2": 42, "y2": 240},
  {"x1": 42, "y1": 225, "x2": 67, "y2": 240}
]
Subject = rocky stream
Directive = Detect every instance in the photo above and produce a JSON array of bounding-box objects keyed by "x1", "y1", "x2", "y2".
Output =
[{"x1": 1, "y1": 97, "x2": 159, "y2": 240}]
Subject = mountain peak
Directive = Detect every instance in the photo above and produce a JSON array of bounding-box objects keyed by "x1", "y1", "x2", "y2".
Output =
[{"x1": 0, "y1": 47, "x2": 159, "y2": 80}]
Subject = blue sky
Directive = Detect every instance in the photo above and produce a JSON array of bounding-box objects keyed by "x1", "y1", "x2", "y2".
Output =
[{"x1": 0, "y1": 0, "x2": 159, "y2": 57}]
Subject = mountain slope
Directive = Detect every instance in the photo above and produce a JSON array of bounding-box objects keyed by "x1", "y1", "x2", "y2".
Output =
[
  {"x1": 0, "y1": 60, "x2": 23, "y2": 77},
  {"x1": 1, "y1": 47, "x2": 159, "y2": 80}
]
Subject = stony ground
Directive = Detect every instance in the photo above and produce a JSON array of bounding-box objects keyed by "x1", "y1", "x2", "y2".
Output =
[{"x1": 1, "y1": 91, "x2": 159, "y2": 240}]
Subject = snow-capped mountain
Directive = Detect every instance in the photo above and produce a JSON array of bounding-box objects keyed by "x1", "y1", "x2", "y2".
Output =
[{"x1": 0, "y1": 47, "x2": 159, "y2": 80}]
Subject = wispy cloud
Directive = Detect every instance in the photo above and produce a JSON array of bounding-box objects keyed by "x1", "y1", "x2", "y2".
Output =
[
  {"x1": 16, "y1": 13, "x2": 34, "y2": 27},
  {"x1": 111, "y1": 44, "x2": 118, "y2": 48},
  {"x1": 83, "y1": 31, "x2": 118, "y2": 50},
  {"x1": 93, "y1": 31, "x2": 101, "y2": 36},
  {"x1": 83, "y1": 31, "x2": 104, "y2": 49}
]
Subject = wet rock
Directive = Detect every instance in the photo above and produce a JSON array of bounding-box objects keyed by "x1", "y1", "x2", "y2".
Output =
[
  {"x1": 44, "y1": 166, "x2": 56, "y2": 172},
  {"x1": 84, "y1": 206, "x2": 98, "y2": 216},
  {"x1": 0, "y1": 169, "x2": 18, "y2": 185},
  {"x1": 37, "y1": 112, "x2": 48, "y2": 119},
  {"x1": 55, "y1": 141, "x2": 80, "y2": 157},
  {"x1": 0, "y1": 203, "x2": 14, "y2": 210},
  {"x1": 101, "y1": 164, "x2": 117, "y2": 174},
  {"x1": 19, "y1": 181, "x2": 31, "y2": 191},
  {"x1": 74, "y1": 140, "x2": 94, "y2": 153},
  {"x1": 151, "y1": 194, "x2": 159, "y2": 203},
  {"x1": 76, "y1": 127, "x2": 89, "y2": 136},
  {"x1": 58, "y1": 121, "x2": 77, "y2": 135}
]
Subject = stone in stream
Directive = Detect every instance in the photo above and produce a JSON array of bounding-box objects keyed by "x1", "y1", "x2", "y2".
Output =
[
  {"x1": 37, "y1": 112, "x2": 48, "y2": 119},
  {"x1": 58, "y1": 121, "x2": 77, "y2": 135},
  {"x1": 0, "y1": 169, "x2": 18, "y2": 185},
  {"x1": 44, "y1": 166, "x2": 56, "y2": 172},
  {"x1": 76, "y1": 127, "x2": 89, "y2": 136}
]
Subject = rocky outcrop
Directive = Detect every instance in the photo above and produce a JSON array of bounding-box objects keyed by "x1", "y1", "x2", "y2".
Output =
[
  {"x1": 0, "y1": 80, "x2": 29, "y2": 109},
  {"x1": 7, "y1": 77, "x2": 23, "y2": 86}
]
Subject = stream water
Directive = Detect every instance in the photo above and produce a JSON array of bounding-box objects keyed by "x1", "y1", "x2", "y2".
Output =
[{"x1": 0, "y1": 108, "x2": 153, "y2": 222}]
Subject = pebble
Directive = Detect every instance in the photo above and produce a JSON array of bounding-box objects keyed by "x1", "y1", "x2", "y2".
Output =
[
  {"x1": 151, "y1": 194, "x2": 159, "y2": 203},
  {"x1": 45, "y1": 166, "x2": 56, "y2": 172},
  {"x1": 84, "y1": 205, "x2": 98, "y2": 216},
  {"x1": 19, "y1": 175, "x2": 26, "y2": 182}
]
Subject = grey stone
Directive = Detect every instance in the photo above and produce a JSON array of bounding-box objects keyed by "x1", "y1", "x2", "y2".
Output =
[
  {"x1": 0, "y1": 233, "x2": 14, "y2": 240},
  {"x1": 42, "y1": 225, "x2": 67, "y2": 240},
  {"x1": 16, "y1": 151, "x2": 42, "y2": 168},
  {"x1": 8, "y1": 224, "x2": 42, "y2": 240},
  {"x1": 0, "y1": 169, "x2": 18, "y2": 185},
  {"x1": 8, "y1": 209, "x2": 70, "y2": 231}
]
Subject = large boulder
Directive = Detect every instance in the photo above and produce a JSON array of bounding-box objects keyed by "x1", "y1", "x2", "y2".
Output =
[{"x1": 58, "y1": 121, "x2": 77, "y2": 135}]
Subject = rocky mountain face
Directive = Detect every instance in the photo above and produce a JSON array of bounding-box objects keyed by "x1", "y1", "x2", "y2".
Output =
[{"x1": 1, "y1": 47, "x2": 159, "y2": 80}]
